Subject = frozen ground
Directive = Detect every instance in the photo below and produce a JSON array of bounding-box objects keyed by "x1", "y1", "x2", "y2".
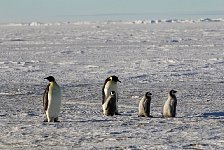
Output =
[{"x1": 0, "y1": 21, "x2": 223, "y2": 149}]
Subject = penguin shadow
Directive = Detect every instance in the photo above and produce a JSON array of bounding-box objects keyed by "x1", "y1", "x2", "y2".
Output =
[
  {"x1": 120, "y1": 111, "x2": 135, "y2": 117},
  {"x1": 48, "y1": 118, "x2": 115, "y2": 124},
  {"x1": 143, "y1": 116, "x2": 182, "y2": 119},
  {"x1": 198, "y1": 111, "x2": 224, "y2": 119},
  {"x1": 76, "y1": 119, "x2": 114, "y2": 123},
  {"x1": 149, "y1": 113, "x2": 185, "y2": 119},
  {"x1": 149, "y1": 116, "x2": 163, "y2": 119}
]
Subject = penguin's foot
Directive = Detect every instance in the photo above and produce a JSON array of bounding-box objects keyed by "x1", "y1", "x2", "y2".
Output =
[
  {"x1": 54, "y1": 117, "x2": 60, "y2": 122},
  {"x1": 115, "y1": 112, "x2": 121, "y2": 115}
]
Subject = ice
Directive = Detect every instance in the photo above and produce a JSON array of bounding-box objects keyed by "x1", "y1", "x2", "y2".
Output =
[
  {"x1": 0, "y1": 20, "x2": 223, "y2": 149},
  {"x1": 1, "y1": 18, "x2": 224, "y2": 27}
]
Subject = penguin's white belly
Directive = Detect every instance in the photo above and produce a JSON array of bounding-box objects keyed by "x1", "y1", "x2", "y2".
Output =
[
  {"x1": 102, "y1": 99, "x2": 110, "y2": 114},
  {"x1": 47, "y1": 89, "x2": 61, "y2": 118},
  {"x1": 138, "y1": 99, "x2": 145, "y2": 114},
  {"x1": 102, "y1": 98, "x2": 110, "y2": 112},
  {"x1": 104, "y1": 84, "x2": 118, "y2": 100},
  {"x1": 163, "y1": 100, "x2": 171, "y2": 116},
  {"x1": 102, "y1": 102, "x2": 107, "y2": 112}
]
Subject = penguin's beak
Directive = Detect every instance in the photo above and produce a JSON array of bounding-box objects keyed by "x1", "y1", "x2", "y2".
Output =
[
  {"x1": 44, "y1": 77, "x2": 50, "y2": 81},
  {"x1": 118, "y1": 79, "x2": 121, "y2": 83}
]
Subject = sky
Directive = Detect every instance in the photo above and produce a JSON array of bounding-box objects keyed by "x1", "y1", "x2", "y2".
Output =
[{"x1": 0, "y1": 0, "x2": 223, "y2": 22}]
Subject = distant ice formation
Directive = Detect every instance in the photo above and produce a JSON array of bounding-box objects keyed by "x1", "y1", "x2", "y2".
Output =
[{"x1": 0, "y1": 18, "x2": 223, "y2": 26}]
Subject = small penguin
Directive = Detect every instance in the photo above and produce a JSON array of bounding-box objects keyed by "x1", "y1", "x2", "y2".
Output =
[
  {"x1": 102, "y1": 91, "x2": 117, "y2": 116},
  {"x1": 162, "y1": 90, "x2": 177, "y2": 118},
  {"x1": 43, "y1": 76, "x2": 61, "y2": 122},
  {"x1": 102, "y1": 76, "x2": 121, "y2": 115},
  {"x1": 138, "y1": 92, "x2": 152, "y2": 117}
]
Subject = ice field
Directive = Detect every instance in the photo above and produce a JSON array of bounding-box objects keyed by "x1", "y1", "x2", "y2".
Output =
[{"x1": 0, "y1": 20, "x2": 224, "y2": 149}]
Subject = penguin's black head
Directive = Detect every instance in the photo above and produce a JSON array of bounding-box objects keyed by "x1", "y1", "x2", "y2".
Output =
[
  {"x1": 109, "y1": 75, "x2": 121, "y2": 82},
  {"x1": 170, "y1": 90, "x2": 177, "y2": 95},
  {"x1": 145, "y1": 92, "x2": 152, "y2": 98},
  {"x1": 44, "y1": 76, "x2": 55, "y2": 82}
]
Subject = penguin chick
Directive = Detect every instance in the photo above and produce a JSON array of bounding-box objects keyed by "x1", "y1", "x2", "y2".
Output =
[
  {"x1": 102, "y1": 75, "x2": 121, "y2": 115},
  {"x1": 43, "y1": 76, "x2": 61, "y2": 122},
  {"x1": 102, "y1": 91, "x2": 117, "y2": 116},
  {"x1": 138, "y1": 92, "x2": 152, "y2": 117},
  {"x1": 162, "y1": 90, "x2": 177, "y2": 118}
]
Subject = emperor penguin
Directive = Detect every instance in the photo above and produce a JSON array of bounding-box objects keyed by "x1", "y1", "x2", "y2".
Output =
[
  {"x1": 102, "y1": 91, "x2": 117, "y2": 116},
  {"x1": 43, "y1": 76, "x2": 61, "y2": 122},
  {"x1": 138, "y1": 92, "x2": 152, "y2": 117},
  {"x1": 162, "y1": 90, "x2": 177, "y2": 118},
  {"x1": 102, "y1": 76, "x2": 121, "y2": 115}
]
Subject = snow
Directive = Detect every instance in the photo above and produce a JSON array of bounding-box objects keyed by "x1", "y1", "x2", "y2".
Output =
[{"x1": 0, "y1": 20, "x2": 223, "y2": 149}]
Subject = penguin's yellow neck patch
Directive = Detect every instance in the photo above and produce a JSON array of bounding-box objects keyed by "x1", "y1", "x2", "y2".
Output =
[
  {"x1": 49, "y1": 81, "x2": 56, "y2": 88},
  {"x1": 49, "y1": 81, "x2": 54, "y2": 88}
]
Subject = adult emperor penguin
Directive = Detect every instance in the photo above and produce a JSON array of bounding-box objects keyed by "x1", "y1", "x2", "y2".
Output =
[
  {"x1": 102, "y1": 91, "x2": 117, "y2": 116},
  {"x1": 102, "y1": 75, "x2": 121, "y2": 115},
  {"x1": 43, "y1": 76, "x2": 62, "y2": 122},
  {"x1": 138, "y1": 92, "x2": 152, "y2": 117},
  {"x1": 162, "y1": 90, "x2": 177, "y2": 118}
]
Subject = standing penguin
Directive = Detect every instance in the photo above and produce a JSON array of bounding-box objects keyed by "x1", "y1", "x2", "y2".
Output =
[
  {"x1": 43, "y1": 76, "x2": 61, "y2": 122},
  {"x1": 102, "y1": 76, "x2": 121, "y2": 115},
  {"x1": 138, "y1": 92, "x2": 152, "y2": 117},
  {"x1": 162, "y1": 90, "x2": 177, "y2": 118},
  {"x1": 102, "y1": 91, "x2": 117, "y2": 116}
]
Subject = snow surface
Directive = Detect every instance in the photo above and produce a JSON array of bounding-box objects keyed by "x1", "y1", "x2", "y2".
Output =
[{"x1": 0, "y1": 21, "x2": 223, "y2": 149}]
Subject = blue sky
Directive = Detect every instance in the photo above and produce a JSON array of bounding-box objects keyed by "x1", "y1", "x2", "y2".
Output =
[{"x1": 0, "y1": 0, "x2": 223, "y2": 22}]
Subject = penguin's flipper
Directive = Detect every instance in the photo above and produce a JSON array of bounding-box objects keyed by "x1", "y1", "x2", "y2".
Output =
[
  {"x1": 54, "y1": 117, "x2": 60, "y2": 122},
  {"x1": 102, "y1": 77, "x2": 111, "y2": 105},
  {"x1": 144, "y1": 98, "x2": 152, "y2": 117},
  {"x1": 173, "y1": 100, "x2": 177, "y2": 117},
  {"x1": 102, "y1": 89, "x2": 106, "y2": 105},
  {"x1": 143, "y1": 99, "x2": 148, "y2": 113},
  {"x1": 43, "y1": 83, "x2": 50, "y2": 114}
]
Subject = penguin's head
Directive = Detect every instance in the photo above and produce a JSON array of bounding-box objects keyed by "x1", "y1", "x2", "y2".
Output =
[
  {"x1": 44, "y1": 76, "x2": 55, "y2": 82},
  {"x1": 108, "y1": 76, "x2": 121, "y2": 83},
  {"x1": 145, "y1": 92, "x2": 152, "y2": 98},
  {"x1": 169, "y1": 90, "x2": 177, "y2": 96}
]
